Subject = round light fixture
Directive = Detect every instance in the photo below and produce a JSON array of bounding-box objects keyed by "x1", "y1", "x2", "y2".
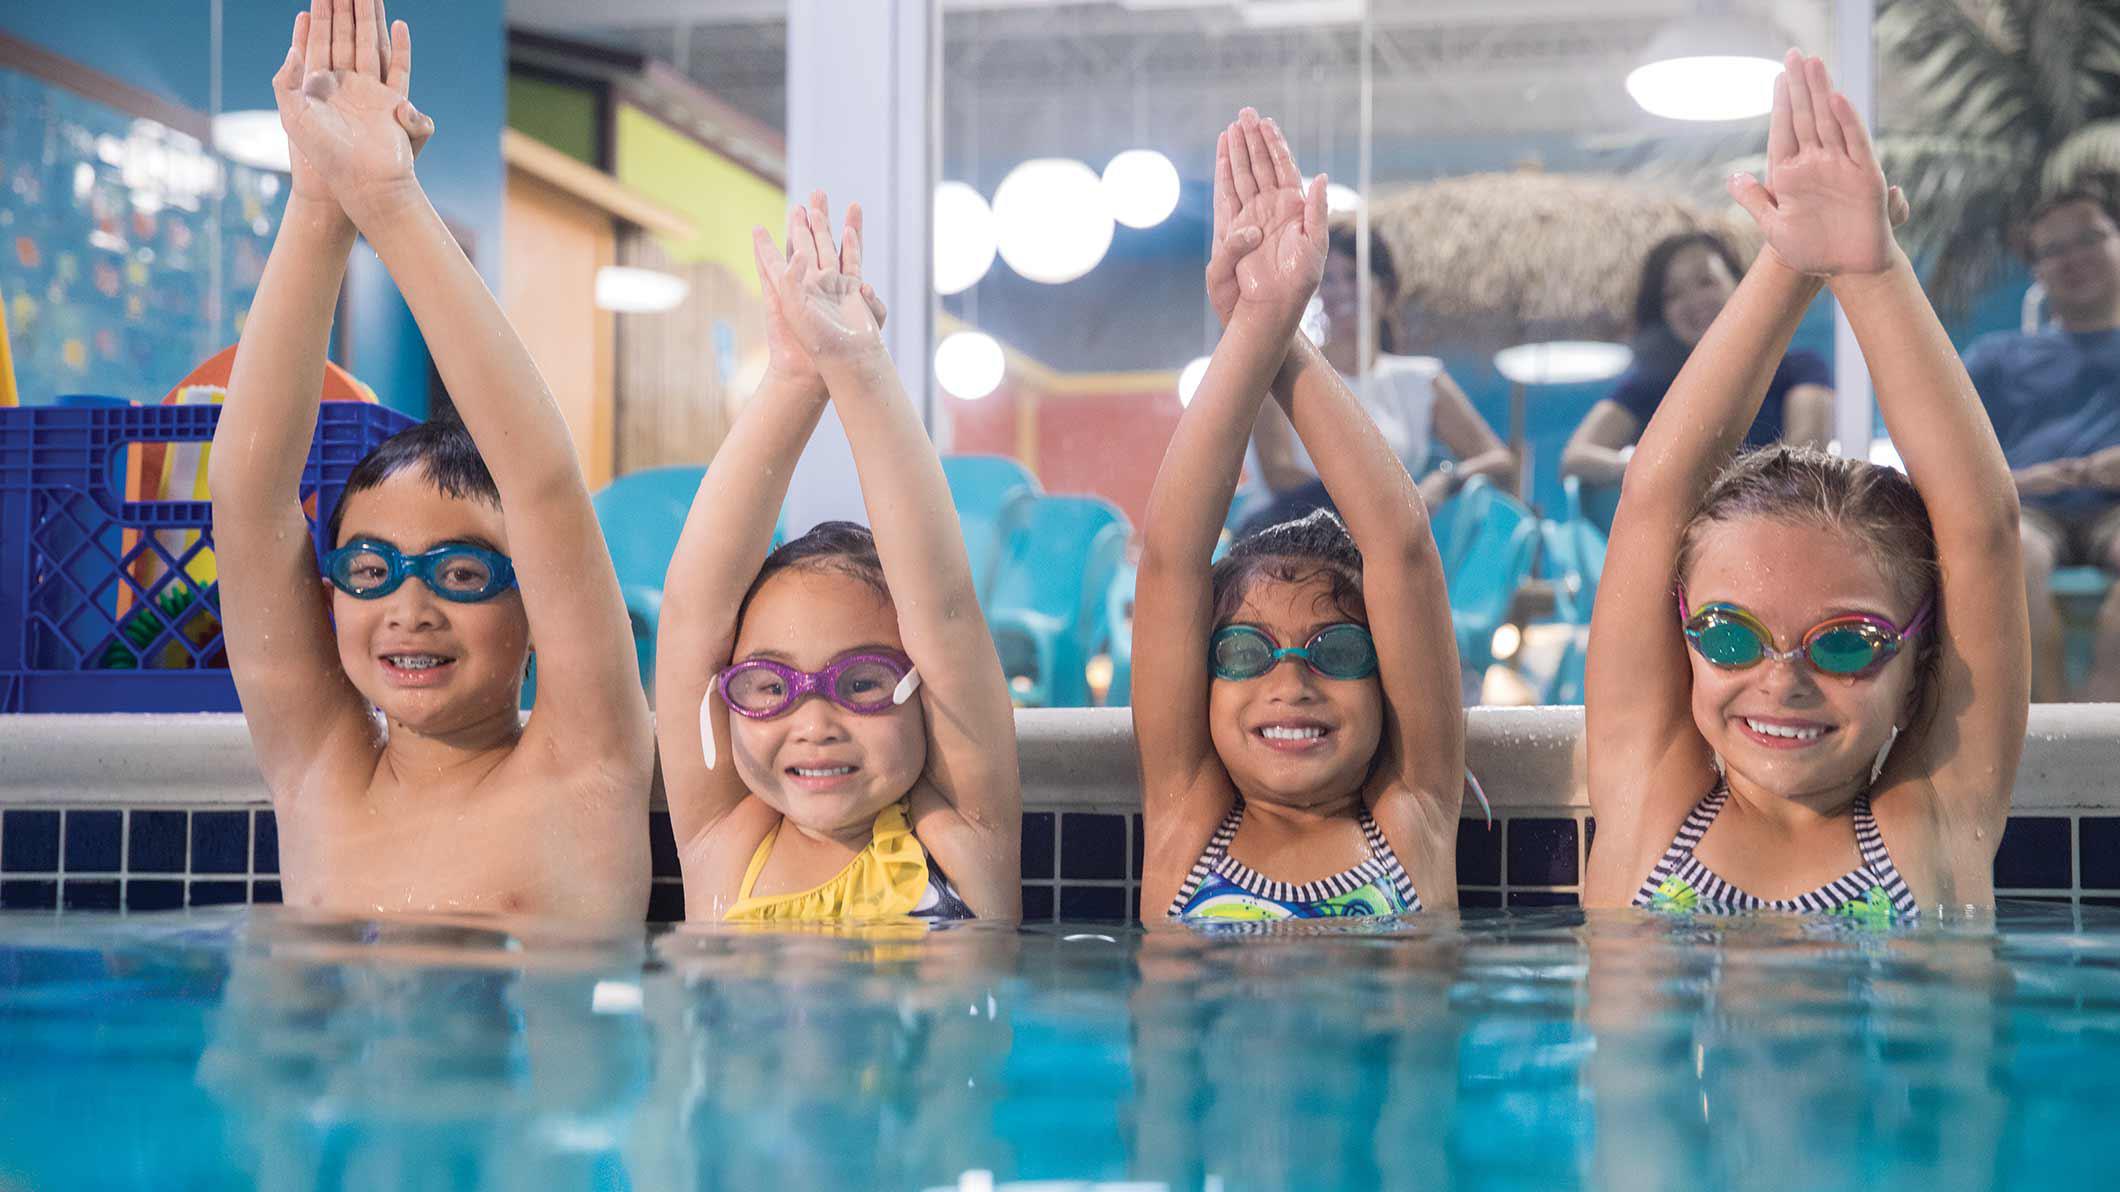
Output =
[
  {"x1": 933, "y1": 181, "x2": 998, "y2": 295},
  {"x1": 594, "y1": 266, "x2": 690, "y2": 314},
  {"x1": 211, "y1": 110, "x2": 291, "y2": 173},
  {"x1": 1177, "y1": 355, "x2": 1213, "y2": 407},
  {"x1": 1625, "y1": 15, "x2": 1783, "y2": 122},
  {"x1": 1101, "y1": 149, "x2": 1181, "y2": 229},
  {"x1": 1492, "y1": 341, "x2": 1633, "y2": 385},
  {"x1": 993, "y1": 158, "x2": 1114, "y2": 284},
  {"x1": 935, "y1": 330, "x2": 1006, "y2": 401}
]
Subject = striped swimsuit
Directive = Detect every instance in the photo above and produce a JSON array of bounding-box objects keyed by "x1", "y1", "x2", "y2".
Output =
[
  {"x1": 1633, "y1": 784, "x2": 1918, "y2": 923},
  {"x1": 1170, "y1": 799, "x2": 1420, "y2": 920}
]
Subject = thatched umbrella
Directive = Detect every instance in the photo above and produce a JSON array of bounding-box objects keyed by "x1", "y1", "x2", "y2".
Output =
[{"x1": 1369, "y1": 168, "x2": 1757, "y2": 353}]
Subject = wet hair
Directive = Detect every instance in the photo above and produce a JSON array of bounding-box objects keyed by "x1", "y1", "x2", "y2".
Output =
[
  {"x1": 1210, "y1": 508, "x2": 1368, "y2": 629},
  {"x1": 1675, "y1": 445, "x2": 1941, "y2": 708},
  {"x1": 2016, "y1": 188, "x2": 2120, "y2": 258},
  {"x1": 325, "y1": 418, "x2": 501, "y2": 546},
  {"x1": 735, "y1": 520, "x2": 892, "y2": 626},
  {"x1": 1327, "y1": 223, "x2": 1404, "y2": 354},
  {"x1": 1632, "y1": 230, "x2": 1745, "y2": 336}
]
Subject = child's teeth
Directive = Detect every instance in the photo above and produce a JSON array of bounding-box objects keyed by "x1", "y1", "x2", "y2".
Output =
[
  {"x1": 1261, "y1": 726, "x2": 1325, "y2": 741},
  {"x1": 387, "y1": 655, "x2": 446, "y2": 670},
  {"x1": 1746, "y1": 719, "x2": 1823, "y2": 740},
  {"x1": 793, "y1": 767, "x2": 855, "y2": 778}
]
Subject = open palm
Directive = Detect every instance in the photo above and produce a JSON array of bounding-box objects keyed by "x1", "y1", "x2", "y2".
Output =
[
  {"x1": 276, "y1": 0, "x2": 429, "y2": 218},
  {"x1": 1207, "y1": 110, "x2": 1327, "y2": 324},
  {"x1": 1731, "y1": 52, "x2": 1898, "y2": 277},
  {"x1": 757, "y1": 195, "x2": 887, "y2": 364}
]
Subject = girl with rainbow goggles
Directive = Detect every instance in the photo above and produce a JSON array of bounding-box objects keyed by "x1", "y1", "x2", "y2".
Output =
[
  {"x1": 1581, "y1": 52, "x2": 2028, "y2": 920},
  {"x1": 653, "y1": 193, "x2": 1019, "y2": 924},
  {"x1": 1132, "y1": 110, "x2": 1471, "y2": 923}
]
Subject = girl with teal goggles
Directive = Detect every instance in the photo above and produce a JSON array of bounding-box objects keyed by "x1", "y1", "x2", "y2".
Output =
[
  {"x1": 322, "y1": 539, "x2": 519, "y2": 603},
  {"x1": 1209, "y1": 623, "x2": 1379, "y2": 681},
  {"x1": 1678, "y1": 587, "x2": 1933, "y2": 678}
]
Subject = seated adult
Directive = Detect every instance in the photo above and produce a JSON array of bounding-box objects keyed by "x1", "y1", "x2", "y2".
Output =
[
  {"x1": 1967, "y1": 191, "x2": 2120, "y2": 701},
  {"x1": 1561, "y1": 230, "x2": 1833, "y2": 493},
  {"x1": 1240, "y1": 224, "x2": 1514, "y2": 538}
]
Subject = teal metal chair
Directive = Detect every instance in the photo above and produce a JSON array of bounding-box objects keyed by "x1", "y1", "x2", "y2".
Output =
[
  {"x1": 2054, "y1": 565, "x2": 2114, "y2": 692},
  {"x1": 942, "y1": 454, "x2": 1040, "y2": 605},
  {"x1": 1447, "y1": 477, "x2": 1542, "y2": 676},
  {"x1": 1100, "y1": 561, "x2": 1136, "y2": 706},
  {"x1": 986, "y1": 495, "x2": 1131, "y2": 708},
  {"x1": 591, "y1": 466, "x2": 707, "y2": 690},
  {"x1": 1535, "y1": 476, "x2": 1608, "y2": 703}
]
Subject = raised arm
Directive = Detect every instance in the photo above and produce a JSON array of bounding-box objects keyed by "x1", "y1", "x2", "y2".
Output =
[
  {"x1": 758, "y1": 197, "x2": 1022, "y2": 910},
  {"x1": 212, "y1": 2, "x2": 426, "y2": 787},
  {"x1": 656, "y1": 200, "x2": 855, "y2": 849},
  {"x1": 283, "y1": 0, "x2": 647, "y2": 771},
  {"x1": 1133, "y1": 111, "x2": 1299, "y2": 842},
  {"x1": 1761, "y1": 56, "x2": 2025, "y2": 833}
]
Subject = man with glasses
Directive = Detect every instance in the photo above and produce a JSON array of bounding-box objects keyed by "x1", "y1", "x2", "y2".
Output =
[{"x1": 1966, "y1": 191, "x2": 2120, "y2": 699}]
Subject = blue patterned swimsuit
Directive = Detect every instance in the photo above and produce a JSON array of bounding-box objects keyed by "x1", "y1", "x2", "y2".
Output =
[
  {"x1": 1633, "y1": 783, "x2": 1918, "y2": 923},
  {"x1": 1170, "y1": 799, "x2": 1420, "y2": 920}
]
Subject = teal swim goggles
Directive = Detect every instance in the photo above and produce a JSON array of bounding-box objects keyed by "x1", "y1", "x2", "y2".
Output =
[
  {"x1": 323, "y1": 539, "x2": 518, "y2": 603},
  {"x1": 1210, "y1": 623, "x2": 1378, "y2": 681}
]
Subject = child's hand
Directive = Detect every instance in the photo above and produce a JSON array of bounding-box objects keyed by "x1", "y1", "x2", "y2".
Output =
[
  {"x1": 1211, "y1": 109, "x2": 1327, "y2": 325},
  {"x1": 1729, "y1": 51, "x2": 1905, "y2": 277},
  {"x1": 278, "y1": 0, "x2": 433, "y2": 224},
  {"x1": 752, "y1": 192, "x2": 888, "y2": 365}
]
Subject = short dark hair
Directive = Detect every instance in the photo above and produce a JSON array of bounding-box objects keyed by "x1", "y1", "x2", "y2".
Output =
[
  {"x1": 2016, "y1": 189, "x2": 2120, "y2": 258},
  {"x1": 1632, "y1": 230, "x2": 1744, "y2": 336},
  {"x1": 1328, "y1": 223, "x2": 1403, "y2": 354},
  {"x1": 1210, "y1": 508, "x2": 1367, "y2": 629},
  {"x1": 735, "y1": 520, "x2": 892, "y2": 627},
  {"x1": 324, "y1": 418, "x2": 501, "y2": 546}
]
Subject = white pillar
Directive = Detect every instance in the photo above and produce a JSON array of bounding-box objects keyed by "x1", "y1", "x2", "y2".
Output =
[
  {"x1": 781, "y1": 0, "x2": 935, "y2": 532},
  {"x1": 1831, "y1": 0, "x2": 1877, "y2": 460}
]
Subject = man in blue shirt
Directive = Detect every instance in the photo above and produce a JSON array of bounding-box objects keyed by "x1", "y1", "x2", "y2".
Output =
[{"x1": 1966, "y1": 192, "x2": 2120, "y2": 700}]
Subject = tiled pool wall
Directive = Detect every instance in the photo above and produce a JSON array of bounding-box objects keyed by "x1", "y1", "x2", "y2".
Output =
[{"x1": 4, "y1": 708, "x2": 2117, "y2": 919}]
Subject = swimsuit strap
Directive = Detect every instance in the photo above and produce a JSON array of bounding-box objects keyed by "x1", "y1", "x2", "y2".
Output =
[
  {"x1": 1850, "y1": 790, "x2": 1920, "y2": 919},
  {"x1": 734, "y1": 819, "x2": 783, "y2": 901},
  {"x1": 1356, "y1": 806, "x2": 1422, "y2": 911},
  {"x1": 1167, "y1": 800, "x2": 1245, "y2": 916},
  {"x1": 1632, "y1": 783, "x2": 1728, "y2": 906}
]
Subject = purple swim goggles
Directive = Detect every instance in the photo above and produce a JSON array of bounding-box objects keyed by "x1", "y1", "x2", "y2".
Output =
[{"x1": 699, "y1": 651, "x2": 922, "y2": 770}]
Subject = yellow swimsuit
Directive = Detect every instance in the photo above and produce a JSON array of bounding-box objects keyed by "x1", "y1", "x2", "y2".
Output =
[{"x1": 723, "y1": 800, "x2": 976, "y2": 923}]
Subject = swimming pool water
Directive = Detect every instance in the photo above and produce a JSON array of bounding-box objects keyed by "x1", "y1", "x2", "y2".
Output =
[{"x1": 2, "y1": 906, "x2": 2116, "y2": 1190}]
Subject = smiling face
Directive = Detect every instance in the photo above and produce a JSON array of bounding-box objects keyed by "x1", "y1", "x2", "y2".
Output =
[
  {"x1": 724, "y1": 566, "x2": 926, "y2": 836},
  {"x1": 1207, "y1": 571, "x2": 1385, "y2": 809},
  {"x1": 1661, "y1": 243, "x2": 1738, "y2": 348},
  {"x1": 1680, "y1": 517, "x2": 1925, "y2": 803},
  {"x1": 2028, "y1": 199, "x2": 2120, "y2": 325},
  {"x1": 326, "y1": 469, "x2": 527, "y2": 734}
]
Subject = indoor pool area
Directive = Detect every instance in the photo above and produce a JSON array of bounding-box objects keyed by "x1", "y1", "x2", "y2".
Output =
[{"x1": 6, "y1": 905, "x2": 2120, "y2": 1190}]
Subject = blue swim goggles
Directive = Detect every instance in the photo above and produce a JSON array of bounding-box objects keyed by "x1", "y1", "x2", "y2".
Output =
[
  {"x1": 322, "y1": 539, "x2": 518, "y2": 603},
  {"x1": 1209, "y1": 623, "x2": 1378, "y2": 681}
]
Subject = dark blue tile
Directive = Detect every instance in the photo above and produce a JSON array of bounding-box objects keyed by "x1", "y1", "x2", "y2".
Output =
[
  {"x1": 1508, "y1": 819, "x2": 1579, "y2": 887},
  {"x1": 649, "y1": 812, "x2": 680, "y2": 880},
  {"x1": 1022, "y1": 813, "x2": 1055, "y2": 881},
  {"x1": 1062, "y1": 815, "x2": 1126, "y2": 881},
  {"x1": 63, "y1": 810, "x2": 122, "y2": 872},
  {"x1": 2085, "y1": 896, "x2": 2120, "y2": 908},
  {"x1": 1459, "y1": 889, "x2": 1503, "y2": 909},
  {"x1": 0, "y1": 880, "x2": 57, "y2": 910},
  {"x1": 2, "y1": 811, "x2": 60, "y2": 872},
  {"x1": 63, "y1": 880, "x2": 120, "y2": 911},
  {"x1": 1131, "y1": 814, "x2": 1144, "y2": 880},
  {"x1": 1130, "y1": 886, "x2": 1141, "y2": 923},
  {"x1": 646, "y1": 881, "x2": 685, "y2": 923},
  {"x1": 1507, "y1": 890, "x2": 1580, "y2": 908},
  {"x1": 1457, "y1": 819, "x2": 1501, "y2": 887},
  {"x1": 2081, "y1": 819, "x2": 2120, "y2": 890},
  {"x1": 1022, "y1": 885, "x2": 1055, "y2": 922},
  {"x1": 1585, "y1": 817, "x2": 1596, "y2": 849},
  {"x1": 128, "y1": 811, "x2": 187, "y2": 873},
  {"x1": 252, "y1": 880, "x2": 282, "y2": 905},
  {"x1": 188, "y1": 881, "x2": 247, "y2": 907},
  {"x1": 191, "y1": 811, "x2": 249, "y2": 875},
  {"x1": 1059, "y1": 885, "x2": 1127, "y2": 921},
  {"x1": 253, "y1": 810, "x2": 279, "y2": 874},
  {"x1": 1994, "y1": 817, "x2": 2072, "y2": 891},
  {"x1": 126, "y1": 880, "x2": 185, "y2": 912}
]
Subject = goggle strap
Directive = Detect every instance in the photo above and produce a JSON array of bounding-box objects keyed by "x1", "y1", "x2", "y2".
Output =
[
  {"x1": 700, "y1": 685, "x2": 720, "y2": 771},
  {"x1": 892, "y1": 667, "x2": 922, "y2": 706},
  {"x1": 1465, "y1": 767, "x2": 1492, "y2": 827}
]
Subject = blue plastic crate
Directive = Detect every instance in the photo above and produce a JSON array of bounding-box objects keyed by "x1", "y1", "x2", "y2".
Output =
[{"x1": 0, "y1": 401, "x2": 417, "y2": 713}]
